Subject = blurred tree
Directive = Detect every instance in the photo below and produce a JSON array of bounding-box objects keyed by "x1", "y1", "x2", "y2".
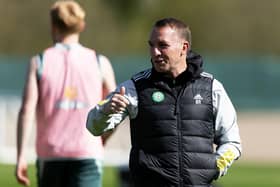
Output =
[
  {"x1": 0, "y1": 0, "x2": 280, "y2": 57},
  {"x1": 103, "y1": 0, "x2": 141, "y2": 21}
]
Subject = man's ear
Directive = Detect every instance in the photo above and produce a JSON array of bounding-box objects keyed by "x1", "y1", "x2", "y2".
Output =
[
  {"x1": 183, "y1": 41, "x2": 189, "y2": 52},
  {"x1": 181, "y1": 41, "x2": 189, "y2": 56},
  {"x1": 80, "y1": 21, "x2": 86, "y2": 32}
]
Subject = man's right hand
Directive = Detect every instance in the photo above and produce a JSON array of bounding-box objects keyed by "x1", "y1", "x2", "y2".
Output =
[{"x1": 103, "y1": 86, "x2": 129, "y2": 114}]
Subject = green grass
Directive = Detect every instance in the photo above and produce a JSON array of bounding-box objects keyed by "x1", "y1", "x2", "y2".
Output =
[
  {"x1": 1, "y1": 162, "x2": 280, "y2": 187},
  {"x1": 216, "y1": 162, "x2": 280, "y2": 187},
  {"x1": 0, "y1": 164, "x2": 119, "y2": 187}
]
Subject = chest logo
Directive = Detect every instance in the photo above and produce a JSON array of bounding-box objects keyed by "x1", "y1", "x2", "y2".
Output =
[
  {"x1": 194, "y1": 94, "x2": 203, "y2": 104},
  {"x1": 152, "y1": 91, "x2": 165, "y2": 103}
]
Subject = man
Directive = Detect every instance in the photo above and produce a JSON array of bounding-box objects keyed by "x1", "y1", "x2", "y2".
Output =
[
  {"x1": 15, "y1": 1, "x2": 116, "y2": 187},
  {"x1": 87, "y1": 17, "x2": 241, "y2": 187}
]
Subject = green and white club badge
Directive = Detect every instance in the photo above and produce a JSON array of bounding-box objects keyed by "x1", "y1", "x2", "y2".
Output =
[{"x1": 152, "y1": 91, "x2": 165, "y2": 102}]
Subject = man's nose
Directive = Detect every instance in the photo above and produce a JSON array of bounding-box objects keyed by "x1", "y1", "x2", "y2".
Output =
[{"x1": 151, "y1": 47, "x2": 161, "y2": 56}]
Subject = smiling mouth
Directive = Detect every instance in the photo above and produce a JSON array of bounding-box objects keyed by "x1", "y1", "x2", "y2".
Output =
[{"x1": 153, "y1": 59, "x2": 165, "y2": 64}]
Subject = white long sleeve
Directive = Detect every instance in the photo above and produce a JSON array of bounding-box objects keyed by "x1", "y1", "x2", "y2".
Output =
[
  {"x1": 86, "y1": 80, "x2": 137, "y2": 135},
  {"x1": 213, "y1": 79, "x2": 242, "y2": 177},
  {"x1": 86, "y1": 78, "x2": 242, "y2": 177}
]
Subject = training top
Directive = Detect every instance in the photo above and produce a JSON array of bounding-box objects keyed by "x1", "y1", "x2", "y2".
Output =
[
  {"x1": 87, "y1": 71, "x2": 242, "y2": 177},
  {"x1": 36, "y1": 43, "x2": 104, "y2": 160}
]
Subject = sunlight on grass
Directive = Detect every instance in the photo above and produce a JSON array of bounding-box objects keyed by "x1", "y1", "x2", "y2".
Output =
[{"x1": 1, "y1": 162, "x2": 280, "y2": 187}]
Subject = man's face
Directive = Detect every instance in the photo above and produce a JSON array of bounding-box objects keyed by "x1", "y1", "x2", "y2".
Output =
[{"x1": 148, "y1": 26, "x2": 188, "y2": 75}]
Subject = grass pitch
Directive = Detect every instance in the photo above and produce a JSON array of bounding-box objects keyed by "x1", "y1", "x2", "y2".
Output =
[{"x1": 1, "y1": 162, "x2": 280, "y2": 187}]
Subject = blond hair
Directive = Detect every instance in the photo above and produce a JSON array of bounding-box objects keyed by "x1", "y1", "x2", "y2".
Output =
[{"x1": 50, "y1": 0, "x2": 85, "y2": 34}]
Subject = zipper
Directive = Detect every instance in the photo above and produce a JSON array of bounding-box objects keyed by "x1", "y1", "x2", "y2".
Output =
[
  {"x1": 175, "y1": 89, "x2": 184, "y2": 187},
  {"x1": 156, "y1": 79, "x2": 185, "y2": 186},
  {"x1": 175, "y1": 81, "x2": 190, "y2": 186}
]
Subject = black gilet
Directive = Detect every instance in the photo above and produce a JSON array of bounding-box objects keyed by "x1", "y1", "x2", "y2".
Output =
[{"x1": 129, "y1": 68, "x2": 219, "y2": 187}]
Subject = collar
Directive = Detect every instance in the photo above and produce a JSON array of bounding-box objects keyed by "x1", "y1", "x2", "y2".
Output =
[
  {"x1": 151, "y1": 68, "x2": 192, "y2": 87},
  {"x1": 150, "y1": 50, "x2": 204, "y2": 85},
  {"x1": 54, "y1": 42, "x2": 82, "y2": 50}
]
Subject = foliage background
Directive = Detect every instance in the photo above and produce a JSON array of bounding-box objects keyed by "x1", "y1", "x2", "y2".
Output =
[
  {"x1": 1, "y1": 1, "x2": 280, "y2": 187},
  {"x1": 0, "y1": 0, "x2": 280, "y2": 57}
]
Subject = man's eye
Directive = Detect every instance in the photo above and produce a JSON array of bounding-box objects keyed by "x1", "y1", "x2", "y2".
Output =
[{"x1": 159, "y1": 44, "x2": 168, "y2": 49}]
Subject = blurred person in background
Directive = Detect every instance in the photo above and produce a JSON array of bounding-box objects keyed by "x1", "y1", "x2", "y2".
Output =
[
  {"x1": 86, "y1": 17, "x2": 241, "y2": 187},
  {"x1": 15, "y1": 1, "x2": 116, "y2": 187}
]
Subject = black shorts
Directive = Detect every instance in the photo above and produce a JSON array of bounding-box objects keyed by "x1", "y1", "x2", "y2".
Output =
[{"x1": 36, "y1": 159, "x2": 103, "y2": 187}]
